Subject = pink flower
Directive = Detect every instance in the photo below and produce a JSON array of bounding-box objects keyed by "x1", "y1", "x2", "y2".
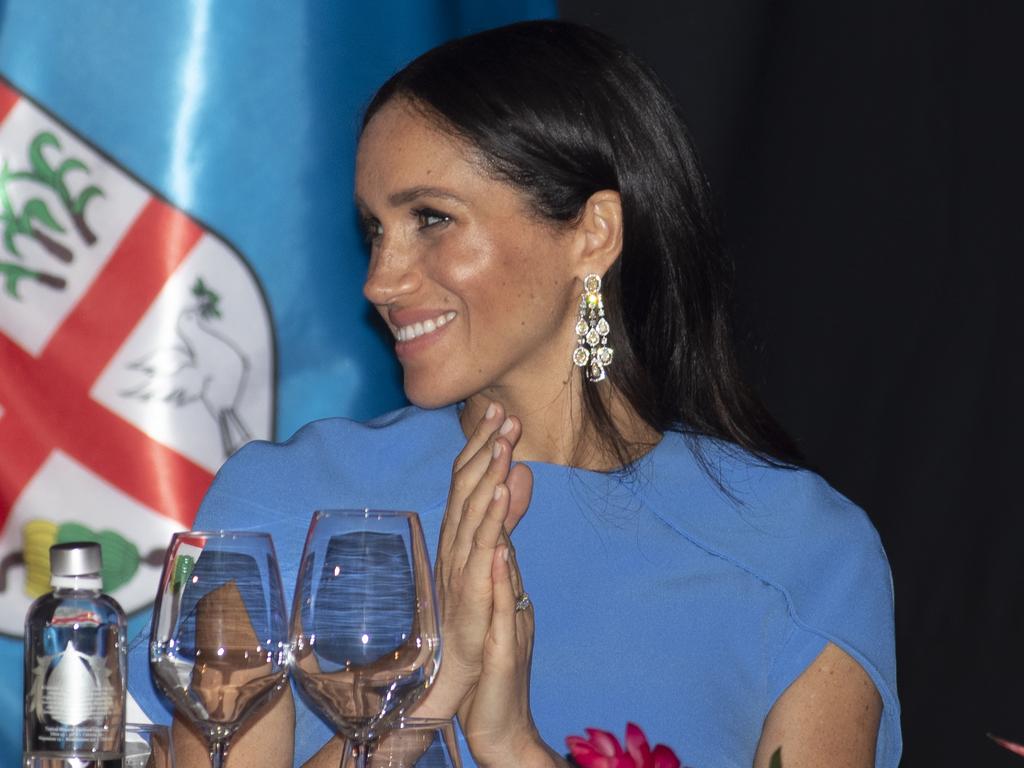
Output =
[
  {"x1": 989, "y1": 733, "x2": 1024, "y2": 758},
  {"x1": 566, "y1": 723, "x2": 682, "y2": 768}
]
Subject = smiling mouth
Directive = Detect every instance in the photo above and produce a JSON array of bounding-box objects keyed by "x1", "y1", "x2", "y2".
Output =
[{"x1": 394, "y1": 311, "x2": 457, "y2": 342}]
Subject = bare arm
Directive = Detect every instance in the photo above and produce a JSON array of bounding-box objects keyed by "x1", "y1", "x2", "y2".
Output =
[
  {"x1": 172, "y1": 684, "x2": 294, "y2": 768},
  {"x1": 754, "y1": 642, "x2": 882, "y2": 768}
]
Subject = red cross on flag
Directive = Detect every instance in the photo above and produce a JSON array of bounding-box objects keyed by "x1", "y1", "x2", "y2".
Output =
[{"x1": 0, "y1": 78, "x2": 276, "y2": 636}]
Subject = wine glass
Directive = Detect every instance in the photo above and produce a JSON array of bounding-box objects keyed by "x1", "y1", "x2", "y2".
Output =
[
  {"x1": 290, "y1": 509, "x2": 442, "y2": 768},
  {"x1": 149, "y1": 531, "x2": 289, "y2": 768},
  {"x1": 341, "y1": 717, "x2": 461, "y2": 767},
  {"x1": 124, "y1": 723, "x2": 175, "y2": 768}
]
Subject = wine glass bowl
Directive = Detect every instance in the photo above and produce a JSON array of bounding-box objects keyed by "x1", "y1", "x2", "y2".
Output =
[
  {"x1": 290, "y1": 510, "x2": 442, "y2": 749},
  {"x1": 149, "y1": 531, "x2": 289, "y2": 766},
  {"x1": 123, "y1": 723, "x2": 175, "y2": 768},
  {"x1": 340, "y1": 717, "x2": 461, "y2": 767}
]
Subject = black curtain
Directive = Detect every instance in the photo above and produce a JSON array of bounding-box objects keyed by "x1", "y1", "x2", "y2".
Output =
[{"x1": 557, "y1": 2, "x2": 1024, "y2": 765}]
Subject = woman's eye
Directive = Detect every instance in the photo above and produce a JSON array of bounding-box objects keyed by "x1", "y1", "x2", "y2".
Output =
[
  {"x1": 414, "y1": 208, "x2": 451, "y2": 229},
  {"x1": 361, "y1": 218, "x2": 383, "y2": 244}
]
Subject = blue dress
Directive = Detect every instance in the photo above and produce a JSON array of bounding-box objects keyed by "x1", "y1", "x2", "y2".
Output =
[{"x1": 128, "y1": 405, "x2": 901, "y2": 767}]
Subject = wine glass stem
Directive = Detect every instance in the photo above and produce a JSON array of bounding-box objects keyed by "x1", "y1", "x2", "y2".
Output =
[
  {"x1": 345, "y1": 740, "x2": 371, "y2": 768},
  {"x1": 210, "y1": 737, "x2": 229, "y2": 768}
]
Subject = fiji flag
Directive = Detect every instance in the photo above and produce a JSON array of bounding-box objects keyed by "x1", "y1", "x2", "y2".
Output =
[{"x1": 0, "y1": 0, "x2": 553, "y2": 760}]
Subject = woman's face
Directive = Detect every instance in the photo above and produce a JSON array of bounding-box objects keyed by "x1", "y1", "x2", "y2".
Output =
[{"x1": 356, "y1": 100, "x2": 582, "y2": 409}]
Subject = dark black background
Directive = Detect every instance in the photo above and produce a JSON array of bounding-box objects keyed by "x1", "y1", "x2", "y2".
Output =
[{"x1": 558, "y1": 1, "x2": 1024, "y2": 765}]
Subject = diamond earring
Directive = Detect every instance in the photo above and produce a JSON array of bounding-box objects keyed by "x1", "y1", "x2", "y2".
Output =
[{"x1": 572, "y1": 273, "x2": 613, "y2": 383}]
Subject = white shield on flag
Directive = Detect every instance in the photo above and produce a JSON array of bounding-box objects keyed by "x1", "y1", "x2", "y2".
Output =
[{"x1": 0, "y1": 77, "x2": 276, "y2": 636}]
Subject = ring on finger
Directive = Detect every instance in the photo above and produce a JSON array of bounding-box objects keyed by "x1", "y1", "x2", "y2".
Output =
[{"x1": 515, "y1": 592, "x2": 532, "y2": 612}]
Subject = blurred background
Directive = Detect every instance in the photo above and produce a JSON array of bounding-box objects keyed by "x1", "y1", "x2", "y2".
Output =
[{"x1": 1, "y1": 1, "x2": 1021, "y2": 765}]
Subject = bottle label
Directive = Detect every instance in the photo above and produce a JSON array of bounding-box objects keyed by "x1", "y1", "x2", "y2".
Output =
[
  {"x1": 49, "y1": 606, "x2": 103, "y2": 627},
  {"x1": 29, "y1": 639, "x2": 117, "y2": 735}
]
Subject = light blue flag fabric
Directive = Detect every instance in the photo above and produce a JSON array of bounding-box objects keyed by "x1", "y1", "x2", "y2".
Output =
[{"x1": 0, "y1": 0, "x2": 553, "y2": 759}]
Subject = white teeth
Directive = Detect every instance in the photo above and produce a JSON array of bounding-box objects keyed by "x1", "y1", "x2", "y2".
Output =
[{"x1": 394, "y1": 311, "x2": 456, "y2": 341}]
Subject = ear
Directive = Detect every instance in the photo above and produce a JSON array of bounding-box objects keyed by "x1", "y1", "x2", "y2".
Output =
[{"x1": 572, "y1": 189, "x2": 623, "y2": 278}]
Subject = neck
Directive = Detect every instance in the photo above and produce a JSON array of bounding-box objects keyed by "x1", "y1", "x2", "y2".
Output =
[{"x1": 460, "y1": 373, "x2": 660, "y2": 470}]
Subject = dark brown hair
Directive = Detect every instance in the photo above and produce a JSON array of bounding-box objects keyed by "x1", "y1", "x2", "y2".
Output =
[{"x1": 364, "y1": 20, "x2": 802, "y2": 469}]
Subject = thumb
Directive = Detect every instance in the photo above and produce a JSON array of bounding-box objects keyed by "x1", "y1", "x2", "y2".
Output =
[{"x1": 504, "y1": 462, "x2": 533, "y2": 533}]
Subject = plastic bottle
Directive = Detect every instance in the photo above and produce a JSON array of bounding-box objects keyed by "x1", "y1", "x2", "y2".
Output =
[{"x1": 23, "y1": 542, "x2": 127, "y2": 767}]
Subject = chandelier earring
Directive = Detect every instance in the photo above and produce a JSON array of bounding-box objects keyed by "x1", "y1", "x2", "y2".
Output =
[{"x1": 572, "y1": 273, "x2": 613, "y2": 383}]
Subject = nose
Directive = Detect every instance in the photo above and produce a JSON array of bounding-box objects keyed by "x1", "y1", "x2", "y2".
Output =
[{"x1": 362, "y1": 241, "x2": 421, "y2": 306}]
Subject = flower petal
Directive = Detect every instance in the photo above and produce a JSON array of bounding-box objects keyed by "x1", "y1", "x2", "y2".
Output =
[
  {"x1": 625, "y1": 723, "x2": 652, "y2": 765},
  {"x1": 566, "y1": 736, "x2": 590, "y2": 751},
  {"x1": 567, "y1": 738, "x2": 603, "y2": 767},
  {"x1": 651, "y1": 744, "x2": 682, "y2": 768},
  {"x1": 989, "y1": 733, "x2": 1024, "y2": 758},
  {"x1": 586, "y1": 728, "x2": 626, "y2": 757}
]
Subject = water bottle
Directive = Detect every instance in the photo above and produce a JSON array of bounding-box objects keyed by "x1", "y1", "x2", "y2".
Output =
[{"x1": 23, "y1": 542, "x2": 127, "y2": 767}]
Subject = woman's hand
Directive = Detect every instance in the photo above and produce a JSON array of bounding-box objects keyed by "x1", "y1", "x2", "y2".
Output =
[
  {"x1": 415, "y1": 401, "x2": 533, "y2": 719},
  {"x1": 457, "y1": 544, "x2": 565, "y2": 768}
]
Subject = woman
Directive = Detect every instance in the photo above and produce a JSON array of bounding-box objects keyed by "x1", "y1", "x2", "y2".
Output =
[{"x1": 128, "y1": 20, "x2": 900, "y2": 768}]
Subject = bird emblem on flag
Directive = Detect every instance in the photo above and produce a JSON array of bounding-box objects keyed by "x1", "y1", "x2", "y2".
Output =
[
  {"x1": 0, "y1": 77, "x2": 276, "y2": 636},
  {"x1": 121, "y1": 277, "x2": 254, "y2": 458}
]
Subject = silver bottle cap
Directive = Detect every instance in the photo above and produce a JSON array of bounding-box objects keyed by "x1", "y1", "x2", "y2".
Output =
[{"x1": 49, "y1": 542, "x2": 102, "y2": 577}]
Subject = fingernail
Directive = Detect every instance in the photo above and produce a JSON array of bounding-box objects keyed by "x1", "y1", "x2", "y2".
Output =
[
  {"x1": 499, "y1": 418, "x2": 514, "y2": 436},
  {"x1": 485, "y1": 402, "x2": 496, "y2": 420},
  {"x1": 501, "y1": 547, "x2": 509, "y2": 562},
  {"x1": 493, "y1": 485, "x2": 503, "y2": 501},
  {"x1": 492, "y1": 441, "x2": 502, "y2": 459}
]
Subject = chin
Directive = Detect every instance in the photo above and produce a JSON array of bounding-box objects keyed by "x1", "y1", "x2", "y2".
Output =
[{"x1": 402, "y1": 376, "x2": 466, "y2": 411}]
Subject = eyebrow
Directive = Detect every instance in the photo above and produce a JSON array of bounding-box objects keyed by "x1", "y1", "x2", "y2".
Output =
[{"x1": 387, "y1": 186, "x2": 465, "y2": 207}]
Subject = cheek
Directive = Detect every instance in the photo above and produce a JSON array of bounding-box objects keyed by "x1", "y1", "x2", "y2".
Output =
[
  {"x1": 476, "y1": 248, "x2": 550, "y2": 318},
  {"x1": 508, "y1": 246, "x2": 577, "y2": 323},
  {"x1": 438, "y1": 227, "x2": 574, "y2": 326},
  {"x1": 436, "y1": 233, "x2": 524, "y2": 308}
]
